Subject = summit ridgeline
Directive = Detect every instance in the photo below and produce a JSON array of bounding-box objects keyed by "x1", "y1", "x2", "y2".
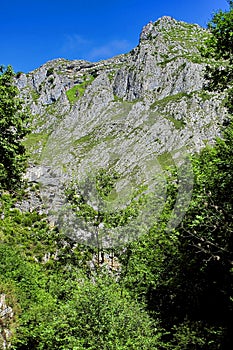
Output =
[{"x1": 16, "y1": 17, "x2": 228, "y2": 218}]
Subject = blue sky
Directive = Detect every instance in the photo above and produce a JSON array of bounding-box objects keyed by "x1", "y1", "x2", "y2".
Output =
[{"x1": 0, "y1": 0, "x2": 229, "y2": 73}]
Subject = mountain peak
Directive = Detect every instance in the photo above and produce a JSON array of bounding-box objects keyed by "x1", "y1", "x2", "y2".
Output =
[
  {"x1": 16, "y1": 18, "x2": 227, "y2": 225},
  {"x1": 139, "y1": 16, "x2": 202, "y2": 42},
  {"x1": 139, "y1": 16, "x2": 176, "y2": 41}
]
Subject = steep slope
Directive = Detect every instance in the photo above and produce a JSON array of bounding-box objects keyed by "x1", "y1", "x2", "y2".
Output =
[{"x1": 16, "y1": 16, "x2": 228, "y2": 245}]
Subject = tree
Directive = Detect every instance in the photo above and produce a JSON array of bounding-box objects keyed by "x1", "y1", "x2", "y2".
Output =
[
  {"x1": 120, "y1": 6, "x2": 233, "y2": 346},
  {"x1": 0, "y1": 66, "x2": 30, "y2": 191},
  {"x1": 63, "y1": 168, "x2": 147, "y2": 266},
  {"x1": 42, "y1": 275, "x2": 163, "y2": 350},
  {"x1": 206, "y1": 6, "x2": 233, "y2": 60},
  {"x1": 151, "y1": 5, "x2": 233, "y2": 347},
  {"x1": 204, "y1": 3, "x2": 233, "y2": 113}
]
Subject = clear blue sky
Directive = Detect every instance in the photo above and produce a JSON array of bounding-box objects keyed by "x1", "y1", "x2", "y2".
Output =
[{"x1": 0, "y1": 0, "x2": 229, "y2": 73}]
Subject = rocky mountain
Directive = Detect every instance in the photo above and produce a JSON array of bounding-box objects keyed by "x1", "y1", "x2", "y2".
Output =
[{"x1": 16, "y1": 16, "x2": 228, "y2": 246}]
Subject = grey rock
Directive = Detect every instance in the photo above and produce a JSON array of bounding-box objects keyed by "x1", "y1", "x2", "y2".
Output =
[
  {"x1": 16, "y1": 17, "x2": 229, "y2": 246},
  {"x1": 0, "y1": 294, "x2": 14, "y2": 349}
]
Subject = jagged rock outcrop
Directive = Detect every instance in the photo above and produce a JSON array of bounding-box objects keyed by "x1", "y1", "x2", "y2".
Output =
[
  {"x1": 16, "y1": 16, "x2": 228, "y2": 244},
  {"x1": 0, "y1": 294, "x2": 14, "y2": 349}
]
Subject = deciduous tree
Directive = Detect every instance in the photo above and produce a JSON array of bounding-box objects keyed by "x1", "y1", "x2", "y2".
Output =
[{"x1": 0, "y1": 66, "x2": 30, "y2": 191}]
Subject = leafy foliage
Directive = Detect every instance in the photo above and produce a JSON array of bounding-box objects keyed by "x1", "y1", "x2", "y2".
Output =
[
  {"x1": 0, "y1": 66, "x2": 30, "y2": 191},
  {"x1": 2, "y1": 3, "x2": 233, "y2": 348},
  {"x1": 205, "y1": 8, "x2": 233, "y2": 60},
  {"x1": 120, "y1": 6, "x2": 233, "y2": 348},
  {"x1": 0, "y1": 191, "x2": 165, "y2": 349},
  {"x1": 203, "y1": 5, "x2": 233, "y2": 113},
  {"x1": 66, "y1": 169, "x2": 146, "y2": 229},
  {"x1": 149, "y1": 4, "x2": 233, "y2": 347},
  {"x1": 64, "y1": 168, "x2": 149, "y2": 265},
  {"x1": 41, "y1": 275, "x2": 161, "y2": 350}
]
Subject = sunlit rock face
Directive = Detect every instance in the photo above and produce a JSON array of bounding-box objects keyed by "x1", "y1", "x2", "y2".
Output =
[
  {"x1": 16, "y1": 17, "x2": 228, "y2": 244},
  {"x1": 0, "y1": 294, "x2": 14, "y2": 349}
]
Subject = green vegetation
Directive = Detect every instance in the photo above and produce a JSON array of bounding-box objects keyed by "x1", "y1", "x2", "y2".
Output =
[
  {"x1": 150, "y1": 91, "x2": 193, "y2": 109},
  {"x1": 159, "y1": 19, "x2": 209, "y2": 61},
  {"x1": 164, "y1": 115, "x2": 185, "y2": 129},
  {"x1": 46, "y1": 67, "x2": 54, "y2": 77},
  {"x1": 107, "y1": 70, "x2": 116, "y2": 82},
  {"x1": 31, "y1": 89, "x2": 40, "y2": 102},
  {"x1": 22, "y1": 132, "x2": 50, "y2": 162},
  {"x1": 203, "y1": 1, "x2": 233, "y2": 114},
  {"x1": 113, "y1": 94, "x2": 124, "y2": 102},
  {"x1": 0, "y1": 66, "x2": 30, "y2": 191},
  {"x1": 66, "y1": 75, "x2": 95, "y2": 104},
  {"x1": 1, "y1": 3, "x2": 233, "y2": 348},
  {"x1": 65, "y1": 168, "x2": 149, "y2": 259},
  {"x1": 0, "y1": 191, "x2": 162, "y2": 349},
  {"x1": 157, "y1": 151, "x2": 176, "y2": 169},
  {"x1": 66, "y1": 84, "x2": 80, "y2": 104},
  {"x1": 155, "y1": 18, "x2": 213, "y2": 67}
]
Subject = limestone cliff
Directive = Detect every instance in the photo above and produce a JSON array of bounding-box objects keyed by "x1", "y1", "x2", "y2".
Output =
[{"x1": 15, "y1": 16, "x2": 228, "y2": 243}]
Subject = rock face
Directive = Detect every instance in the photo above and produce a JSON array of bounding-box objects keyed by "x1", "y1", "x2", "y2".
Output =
[
  {"x1": 0, "y1": 294, "x2": 14, "y2": 349},
  {"x1": 16, "y1": 16, "x2": 228, "y2": 244}
]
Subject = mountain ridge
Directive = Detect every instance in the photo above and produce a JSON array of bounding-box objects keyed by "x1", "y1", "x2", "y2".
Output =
[{"x1": 15, "y1": 16, "x2": 228, "y2": 236}]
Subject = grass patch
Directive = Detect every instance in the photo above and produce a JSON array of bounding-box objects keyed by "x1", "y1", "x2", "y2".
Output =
[
  {"x1": 198, "y1": 90, "x2": 212, "y2": 101},
  {"x1": 113, "y1": 95, "x2": 124, "y2": 102},
  {"x1": 108, "y1": 71, "x2": 116, "y2": 83},
  {"x1": 23, "y1": 132, "x2": 49, "y2": 149},
  {"x1": 23, "y1": 132, "x2": 50, "y2": 162},
  {"x1": 73, "y1": 133, "x2": 95, "y2": 146},
  {"x1": 165, "y1": 116, "x2": 186, "y2": 129},
  {"x1": 66, "y1": 76, "x2": 95, "y2": 105},
  {"x1": 157, "y1": 152, "x2": 175, "y2": 170},
  {"x1": 150, "y1": 92, "x2": 193, "y2": 109},
  {"x1": 31, "y1": 90, "x2": 40, "y2": 102}
]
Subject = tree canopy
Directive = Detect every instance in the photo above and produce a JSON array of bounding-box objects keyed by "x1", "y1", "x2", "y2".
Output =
[
  {"x1": 1, "y1": 2, "x2": 233, "y2": 349},
  {"x1": 0, "y1": 66, "x2": 30, "y2": 191}
]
